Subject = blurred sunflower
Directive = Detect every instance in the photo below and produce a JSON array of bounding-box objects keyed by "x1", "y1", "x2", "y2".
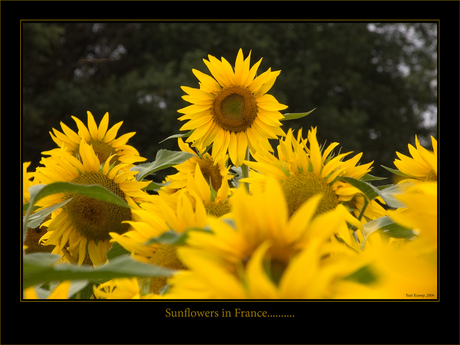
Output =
[
  {"x1": 24, "y1": 280, "x2": 72, "y2": 299},
  {"x1": 48, "y1": 111, "x2": 146, "y2": 167},
  {"x1": 110, "y1": 190, "x2": 208, "y2": 293},
  {"x1": 93, "y1": 278, "x2": 157, "y2": 299},
  {"x1": 332, "y1": 232, "x2": 437, "y2": 299},
  {"x1": 393, "y1": 135, "x2": 437, "y2": 182},
  {"x1": 161, "y1": 177, "x2": 363, "y2": 299},
  {"x1": 243, "y1": 127, "x2": 385, "y2": 220},
  {"x1": 33, "y1": 139, "x2": 151, "y2": 266},
  {"x1": 389, "y1": 181, "x2": 437, "y2": 251},
  {"x1": 178, "y1": 49, "x2": 287, "y2": 167}
]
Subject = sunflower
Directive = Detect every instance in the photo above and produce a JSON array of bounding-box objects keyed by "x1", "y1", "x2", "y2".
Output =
[
  {"x1": 23, "y1": 162, "x2": 34, "y2": 204},
  {"x1": 332, "y1": 232, "x2": 437, "y2": 299},
  {"x1": 161, "y1": 177, "x2": 363, "y2": 299},
  {"x1": 393, "y1": 135, "x2": 437, "y2": 182},
  {"x1": 243, "y1": 127, "x2": 385, "y2": 220},
  {"x1": 160, "y1": 137, "x2": 231, "y2": 196},
  {"x1": 178, "y1": 49, "x2": 287, "y2": 167},
  {"x1": 93, "y1": 278, "x2": 158, "y2": 299},
  {"x1": 388, "y1": 181, "x2": 437, "y2": 251},
  {"x1": 333, "y1": 181, "x2": 438, "y2": 299},
  {"x1": 23, "y1": 162, "x2": 55, "y2": 254},
  {"x1": 33, "y1": 139, "x2": 151, "y2": 266},
  {"x1": 24, "y1": 280, "x2": 72, "y2": 299},
  {"x1": 48, "y1": 111, "x2": 146, "y2": 167},
  {"x1": 109, "y1": 190, "x2": 208, "y2": 293}
]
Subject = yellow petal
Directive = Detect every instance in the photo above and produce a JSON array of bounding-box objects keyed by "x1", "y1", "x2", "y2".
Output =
[
  {"x1": 60, "y1": 122, "x2": 81, "y2": 144},
  {"x1": 72, "y1": 116, "x2": 91, "y2": 142},
  {"x1": 79, "y1": 139, "x2": 100, "y2": 172},
  {"x1": 236, "y1": 132, "x2": 248, "y2": 167},
  {"x1": 48, "y1": 281, "x2": 72, "y2": 299},
  {"x1": 104, "y1": 121, "x2": 123, "y2": 143},
  {"x1": 247, "y1": 241, "x2": 279, "y2": 299},
  {"x1": 228, "y1": 132, "x2": 238, "y2": 166},
  {"x1": 191, "y1": 69, "x2": 221, "y2": 92},
  {"x1": 86, "y1": 111, "x2": 99, "y2": 140},
  {"x1": 98, "y1": 112, "x2": 110, "y2": 140},
  {"x1": 234, "y1": 48, "x2": 249, "y2": 86}
]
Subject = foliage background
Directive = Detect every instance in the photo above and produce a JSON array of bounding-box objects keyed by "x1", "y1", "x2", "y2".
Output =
[{"x1": 22, "y1": 21, "x2": 437, "y2": 182}]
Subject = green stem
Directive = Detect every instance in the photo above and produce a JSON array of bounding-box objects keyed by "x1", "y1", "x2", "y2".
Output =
[
  {"x1": 241, "y1": 148, "x2": 250, "y2": 192},
  {"x1": 357, "y1": 198, "x2": 369, "y2": 222}
]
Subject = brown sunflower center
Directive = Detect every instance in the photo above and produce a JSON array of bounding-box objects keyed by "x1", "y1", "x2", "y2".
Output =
[
  {"x1": 204, "y1": 201, "x2": 231, "y2": 218},
  {"x1": 198, "y1": 158, "x2": 223, "y2": 191},
  {"x1": 148, "y1": 244, "x2": 187, "y2": 294},
  {"x1": 212, "y1": 85, "x2": 257, "y2": 133},
  {"x1": 282, "y1": 172, "x2": 339, "y2": 218},
  {"x1": 74, "y1": 140, "x2": 117, "y2": 166},
  {"x1": 65, "y1": 172, "x2": 131, "y2": 241},
  {"x1": 425, "y1": 170, "x2": 437, "y2": 182}
]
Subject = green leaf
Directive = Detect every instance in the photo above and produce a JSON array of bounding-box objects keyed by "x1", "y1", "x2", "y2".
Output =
[
  {"x1": 377, "y1": 181, "x2": 413, "y2": 208},
  {"x1": 159, "y1": 130, "x2": 194, "y2": 144},
  {"x1": 24, "y1": 198, "x2": 72, "y2": 230},
  {"x1": 32, "y1": 280, "x2": 89, "y2": 299},
  {"x1": 142, "y1": 180, "x2": 171, "y2": 191},
  {"x1": 360, "y1": 215, "x2": 418, "y2": 250},
  {"x1": 361, "y1": 173, "x2": 387, "y2": 181},
  {"x1": 23, "y1": 182, "x2": 129, "y2": 234},
  {"x1": 132, "y1": 149, "x2": 196, "y2": 181},
  {"x1": 281, "y1": 108, "x2": 316, "y2": 121},
  {"x1": 381, "y1": 165, "x2": 412, "y2": 178},
  {"x1": 343, "y1": 265, "x2": 378, "y2": 285},
  {"x1": 144, "y1": 227, "x2": 211, "y2": 246},
  {"x1": 23, "y1": 253, "x2": 175, "y2": 289},
  {"x1": 23, "y1": 202, "x2": 40, "y2": 212},
  {"x1": 106, "y1": 242, "x2": 130, "y2": 261},
  {"x1": 342, "y1": 177, "x2": 380, "y2": 201},
  {"x1": 343, "y1": 177, "x2": 410, "y2": 209}
]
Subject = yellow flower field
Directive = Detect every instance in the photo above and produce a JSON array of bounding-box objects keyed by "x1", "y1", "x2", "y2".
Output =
[{"x1": 22, "y1": 49, "x2": 437, "y2": 300}]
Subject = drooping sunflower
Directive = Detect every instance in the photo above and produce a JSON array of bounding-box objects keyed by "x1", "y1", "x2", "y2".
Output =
[
  {"x1": 243, "y1": 127, "x2": 386, "y2": 220},
  {"x1": 160, "y1": 177, "x2": 363, "y2": 299},
  {"x1": 48, "y1": 111, "x2": 146, "y2": 167},
  {"x1": 33, "y1": 139, "x2": 151, "y2": 266},
  {"x1": 178, "y1": 49, "x2": 288, "y2": 167},
  {"x1": 393, "y1": 135, "x2": 437, "y2": 182}
]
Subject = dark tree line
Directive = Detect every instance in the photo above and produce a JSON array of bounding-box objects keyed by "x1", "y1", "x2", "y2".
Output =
[{"x1": 22, "y1": 22, "x2": 437, "y2": 182}]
